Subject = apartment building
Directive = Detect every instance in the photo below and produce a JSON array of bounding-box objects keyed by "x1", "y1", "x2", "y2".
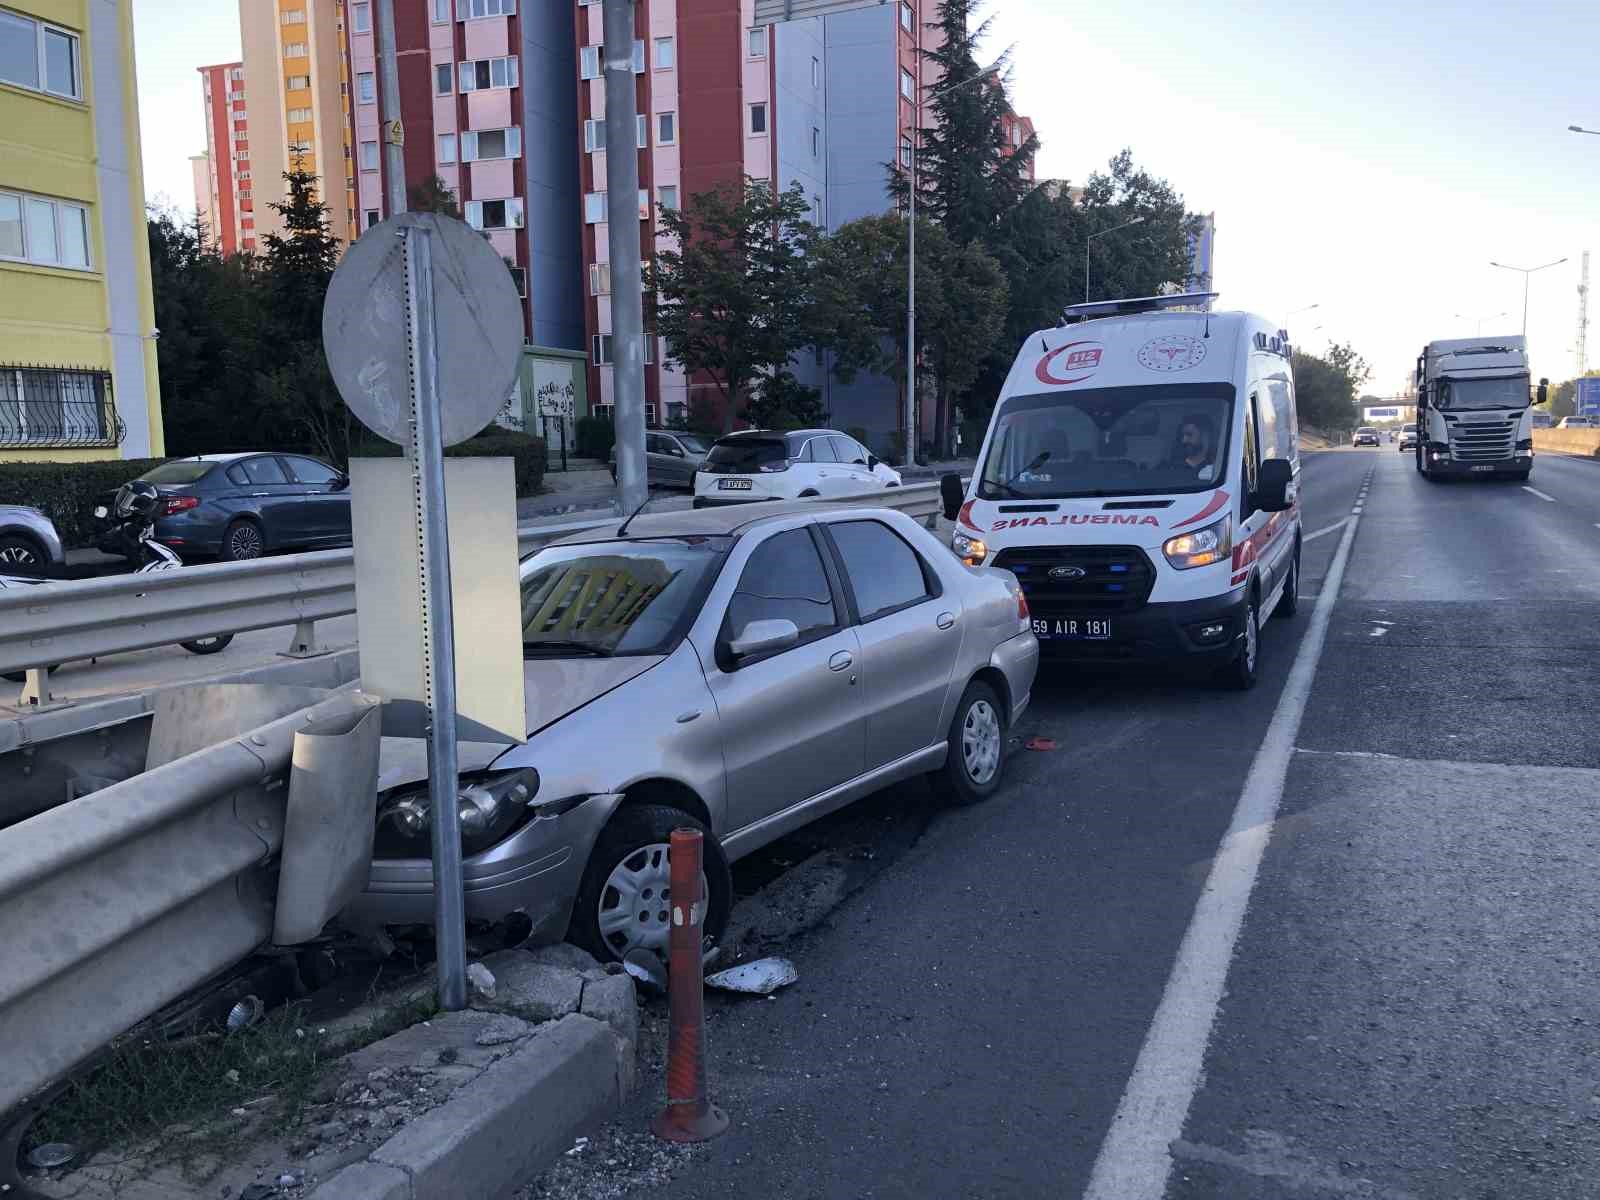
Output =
[
  {"x1": 0, "y1": 0, "x2": 163, "y2": 462},
  {"x1": 575, "y1": 0, "x2": 942, "y2": 440},
  {"x1": 194, "y1": 61, "x2": 254, "y2": 255},
  {"x1": 999, "y1": 107, "x2": 1035, "y2": 183},
  {"x1": 239, "y1": 0, "x2": 355, "y2": 245}
]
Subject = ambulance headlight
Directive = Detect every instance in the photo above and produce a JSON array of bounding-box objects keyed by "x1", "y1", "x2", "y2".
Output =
[
  {"x1": 952, "y1": 530, "x2": 988, "y2": 567},
  {"x1": 1163, "y1": 516, "x2": 1232, "y2": 570}
]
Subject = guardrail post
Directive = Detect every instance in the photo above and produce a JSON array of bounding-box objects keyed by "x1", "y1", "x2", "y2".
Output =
[
  {"x1": 279, "y1": 619, "x2": 327, "y2": 660},
  {"x1": 16, "y1": 667, "x2": 67, "y2": 711}
]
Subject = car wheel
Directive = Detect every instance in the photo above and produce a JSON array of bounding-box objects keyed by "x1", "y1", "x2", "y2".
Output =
[
  {"x1": 569, "y1": 803, "x2": 731, "y2": 965},
  {"x1": 1274, "y1": 543, "x2": 1301, "y2": 619},
  {"x1": 1220, "y1": 591, "x2": 1261, "y2": 690},
  {"x1": 181, "y1": 634, "x2": 234, "y2": 655},
  {"x1": 0, "y1": 534, "x2": 46, "y2": 569},
  {"x1": 221, "y1": 518, "x2": 264, "y2": 561},
  {"x1": 931, "y1": 680, "x2": 1007, "y2": 806}
]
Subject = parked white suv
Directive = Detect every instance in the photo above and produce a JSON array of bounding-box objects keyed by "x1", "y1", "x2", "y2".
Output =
[
  {"x1": 1556, "y1": 416, "x2": 1594, "y2": 429},
  {"x1": 694, "y1": 429, "x2": 902, "y2": 508}
]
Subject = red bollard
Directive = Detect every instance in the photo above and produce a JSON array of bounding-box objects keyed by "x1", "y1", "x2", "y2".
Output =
[{"x1": 651, "y1": 827, "x2": 730, "y2": 1143}]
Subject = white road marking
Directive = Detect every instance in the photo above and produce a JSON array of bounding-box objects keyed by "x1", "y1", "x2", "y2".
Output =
[
  {"x1": 1082, "y1": 513, "x2": 1360, "y2": 1200},
  {"x1": 1303, "y1": 519, "x2": 1349, "y2": 543},
  {"x1": 1523, "y1": 486, "x2": 1557, "y2": 502},
  {"x1": 1369, "y1": 626, "x2": 1390, "y2": 637}
]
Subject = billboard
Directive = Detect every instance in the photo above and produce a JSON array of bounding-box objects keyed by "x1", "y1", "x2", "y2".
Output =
[
  {"x1": 1363, "y1": 406, "x2": 1406, "y2": 422},
  {"x1": 1577, "y1": 377, "x2": 1600, "y2": 418}
]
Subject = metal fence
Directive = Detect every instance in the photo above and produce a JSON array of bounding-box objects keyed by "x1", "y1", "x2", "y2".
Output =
[{"x1": 0, "y1": 364, "x2": 125, "y2": 449}]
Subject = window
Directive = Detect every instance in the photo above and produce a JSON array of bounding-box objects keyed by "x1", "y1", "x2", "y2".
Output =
[
  {"x1": 811, "y1": 126, "x2": 820, "y2": 157},
  {"x1": 364, "y1": 209, "x2": 380, "y2": 228},
  {"x1": 231, "y1": 66, "x2": 244, "y2": 81},
  {"x1": 284, "y1": 42, "x2": 308, "y2": 57},
  {"x1": 900, "y1": 1, "x2": 914, "y2": 30},
  {"x1": 350, "y1": 3, "x2": 370, "y2": 32},
  {"x1": 242, "y1": 456, "x2": 289, "y2": 485},
  {"x1": 589, "y1": 262, "x2": 610, "y2": 294},
  {"x1": 357, "y1": 72, "x2": 375, "y2": 103},
  {"x1": 459, "y1": 126, "x2": 521, "y2": 161},
  {"x1": 811, "y1": 56, "x2": 819, "y2": 87},
  {"x1": 657, "y1": 111, "x2": 676, "y2": 145},
  {"x1": 900, "y1": 67, "x2": 914, "y2": 100},
  {"x1": 465, "y1": 197, "x2": 524, "y2": 229},
  {"x1": 749, "y1": 102, "x2": 767, "y2": 135},
  {"x1": 804, "y1": 436, "x2": 837, "y2": 463},
  {"x1": 654, "y1": 37, "x2": 674, "y2": 70},
  {"x1": 579, "y1": 45, "x2": 599, "y2": 79},
  {"x1": 280, "y1": 8, "x2": 305, "y2": 23},
  {"x1": 638, "y1": 188, "x2": 650, "y2": 219},
  {"x1": 0, "y1": 10, "x2": 82, "y2": 99},
  {"x1": 465, "y1": 0, "x2": 515, "y2": 16},
  {"x1": 584, "y1": 192, "x2": 606, "y2": 224},
  {"x1": 287, "y1": 73, "x2": 310, "y2": 89},
  {"x1": 592, "y1": 333, "x2": 613, "y2": 365},
  {"x1": 638, "y1": 113, "x2": 648, "y2": 147},
  {"x1": 0, "y1": 190, "x2": 91, "y2": 269},
  {"x1": 583, "y1": 118, "x2": 604, "y2": 152},
  {"x1": 829, "y1": 520, "x2": 931, "y2": 620},
  {"x1": 658, "y1": 185, "x2": 678, "y2": 213},
  {"x1": 747, "y1": 27, "x2": 766, "y2": 58},
  {"x1": 899, "y1": 134, "x2": 912, "y2": 167},
  {"x1": 437, "y1": 132, "x2": 456, "y2": 163},
  {"x1": 435, "y1": 63, "x2": 452, "y2": 94},
  {"x1": 284, "y1": 456, "x2": 341, "y2": 485},
  {"x1": 508, "y1": 265, "x2": 526, "y2": 297},
  {"x1": 725, "y1": 529, "x2": 837, "y2": 648},
  {"x1": 432, "y1": 0, "x2": 450, "y2": 20},
  {"x1": 458, "y1": 55, "x2": 519, "y2": 91},
  {"x1": 0, "y1": 366, "x2": 116, "y2": 448},
  {"x1": 812, "y1": 195, "x2": 823, "y2": 225},
  {"x1": 360, "y1": 140, "x2": 379, "y2": 170}
]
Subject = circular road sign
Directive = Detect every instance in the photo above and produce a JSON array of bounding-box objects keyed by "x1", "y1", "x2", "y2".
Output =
[{"x1": 322, "y1": 211, "x2": 524, "y2": 447}]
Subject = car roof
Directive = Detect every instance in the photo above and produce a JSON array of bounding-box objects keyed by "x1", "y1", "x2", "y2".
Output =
[
  {"x1": 543, "y1": 500, "x2": 909, "y2": 548},
  {"x1": 714, "y1": 428, "x2": 840, "y2": 442}
]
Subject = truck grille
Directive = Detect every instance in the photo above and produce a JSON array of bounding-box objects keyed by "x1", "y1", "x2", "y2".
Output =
[
  {"x1": 1445, "y1": 414, "x2": 1518, "y2": 461},
  {"x1": 993, "y1": 545, "x2": 1157, "y2": 614}
]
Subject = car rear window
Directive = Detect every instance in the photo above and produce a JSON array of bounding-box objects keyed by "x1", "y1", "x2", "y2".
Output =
[
  {"x1": 140, "y1": 461, "x2": 215, "y2": 484},
  {"x1": 705, "y1": 438, "x2": 788, "y2": 471}
]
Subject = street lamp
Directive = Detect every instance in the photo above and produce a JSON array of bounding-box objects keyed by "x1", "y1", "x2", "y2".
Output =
[
  {"x1": 1454, "y1": 310, "x2": 1507, "y2": 335},
  {"x1": 1282, "y1": 302, "x2": 1318, "y2": 330},
  {"x1": 1569, "y1": 124, "x2": 1600, "y2": 136},
  {"x1": 1083, "y1": 216, "x2": 1146, "y2": 303},
  {"x1": 1489, "y1": 258, "x2": 1568, "y2": 335}
]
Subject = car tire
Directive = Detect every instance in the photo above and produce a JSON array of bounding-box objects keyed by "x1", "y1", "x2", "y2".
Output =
[
  {"x1": 0, "y1": 533, "x2": 46, "y2": 570},
  {"x1": 181, "y1": 634, "x2": 234, "y2": 655},
  {"x1": 568, "y1": 803, "x2": 732, "y2": 965},
  {"x1": 1220, "y1": 591, "x2": 1261, "y2": 690},
  {"x1": 221, "y1": 518, "x2": 264, "y2": 561},
  {"x1": 931, "y1": 680, "x2": 1007, "y2": 806},
  {"x1": 1274, "y1": 543, "x2": 1301, "y2": 619}
]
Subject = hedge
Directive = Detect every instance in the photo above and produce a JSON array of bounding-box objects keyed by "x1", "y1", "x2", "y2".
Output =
[
  {"x1": 575, "y1": 415, "x2": 615, "y2": 461},
  {"x1": 0, "y1": 457, "x2": 169, "y2": 548},
  {"x1": 359, "y1": 430, "x2": 547, "y2": 497}
]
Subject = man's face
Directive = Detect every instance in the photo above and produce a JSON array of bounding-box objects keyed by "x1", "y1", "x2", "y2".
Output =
[{"x1": 1181, "y1": 424, "x2": 1205, "y2": 455}]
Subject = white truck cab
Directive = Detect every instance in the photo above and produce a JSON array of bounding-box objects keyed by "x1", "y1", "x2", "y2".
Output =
[
  {"x1": 940, "y1": 294, "x2": 1302, "y2": 688},
  {"x1": 1413, "y1": 336, "x2": 1545, "y2": 480}
]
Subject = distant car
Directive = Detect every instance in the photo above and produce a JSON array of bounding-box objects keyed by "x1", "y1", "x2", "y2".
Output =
[
  {"x1": 608, "y1": 431, "x2": 712, "y2": 489},
  {"x1": 1353, "y1": 427, "x2": 1380, "y2": 447},
  {"x1": 1557, "y1": 416, "x2": 1595, "y2": 429},
  {"x1": 693, "y1": 429, "x2": 902, "y2": 508},
  {"x1": 1399, "y1": 423, "x2": 1419, "y2": 451},
  {"x1": 0, "y1": 505, "x2": 65, "y2": 574},
  {"x1": 93, "y1": 453, "x2": 352, "y2": 562}
]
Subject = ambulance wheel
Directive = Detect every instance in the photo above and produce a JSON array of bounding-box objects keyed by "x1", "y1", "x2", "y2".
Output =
[
  {"x1": 1274, "y1": 543, "x2": 1300, "y2": 620},
  {"x1": 1220, "y1": 591, "x2": 1260, "y2": 691}
]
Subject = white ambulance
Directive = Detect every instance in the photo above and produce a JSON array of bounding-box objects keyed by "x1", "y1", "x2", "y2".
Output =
[{"x1": 939, "y1": 294, "x2": 1302, "y2": 689}]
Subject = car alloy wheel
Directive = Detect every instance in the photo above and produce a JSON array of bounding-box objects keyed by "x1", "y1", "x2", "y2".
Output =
[
  {"x1": 226, "y1": 522, "x2": 263, "y2": 560},
  {"x1": 962, "y1": 699, "x2": 1002, "y2": 786},
  {"x1": 596, "y1": 841, "x2": 709, "y2": 961}
]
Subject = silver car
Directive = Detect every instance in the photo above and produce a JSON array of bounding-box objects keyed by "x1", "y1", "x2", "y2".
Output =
[
  {"x1": 0, "y1": 505, "x2": 66, "y2": 572},
  {"x1": 346, "y1": 501, "x2": 1039, "y2": 962},
  {"x1": 608, "y1": 430, "x2": 712, "y2": 489}
]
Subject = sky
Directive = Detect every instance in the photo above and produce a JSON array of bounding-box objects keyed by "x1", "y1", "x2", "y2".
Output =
[{"x1": 131, "y1": 0, "x2": 1600, "y2": 391}]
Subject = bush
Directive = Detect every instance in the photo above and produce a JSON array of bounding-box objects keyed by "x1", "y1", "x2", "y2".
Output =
[
  {"x1": 575, "y1": 415, "x2": 614, "y2": 460},
  {"x1": 363, "y1": 430, "x2": 546, "y2": 496},
  {"x1": 0, "y1": 457, "x2": 169, "y2": 548}
]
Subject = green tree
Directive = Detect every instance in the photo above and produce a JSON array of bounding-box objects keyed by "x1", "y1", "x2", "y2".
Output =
[
  {"x1": 408, "y1": 173, "x2": 460, "y2": 217},
  {"x1": 650, "y1": 179, "x2": 820, "y2": 434},
  {"x1": 1293, "y1": 341, "x2": 1371, "y2": 434},
  {"x1": 744, "y1": 371, "x2": 825, "y2": 430}
]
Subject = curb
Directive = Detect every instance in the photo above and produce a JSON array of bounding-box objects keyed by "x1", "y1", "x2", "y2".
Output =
[{"x1": 309, "y1": 1010, "x2": 634, "y2": 1200}]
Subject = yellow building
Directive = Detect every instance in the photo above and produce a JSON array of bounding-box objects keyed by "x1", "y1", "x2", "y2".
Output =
[
  {"x1": 0, "y1": 0, "x2": 163, "y2": 462},
  {"x1": 240, "y1": 0, "x2": 355, "y2": 247}
]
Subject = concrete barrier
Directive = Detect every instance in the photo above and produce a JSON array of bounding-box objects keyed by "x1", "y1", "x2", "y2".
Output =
[{"x1": 1533, "y1": 428, "x2": 1600, "y2": 458}]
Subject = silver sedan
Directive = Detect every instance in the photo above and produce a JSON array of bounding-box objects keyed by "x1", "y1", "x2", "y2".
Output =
[
  {"x1": 347, "y1": 501, "x2": 1039, "y2": 962},
  {"x1": 0, "y1": 505, "x2": 65, "y2": 572}
]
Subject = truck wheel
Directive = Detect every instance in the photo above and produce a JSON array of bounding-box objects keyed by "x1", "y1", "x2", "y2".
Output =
[{"x1": 1219, "y1": 592, "x2": 1260, "y2": 691}]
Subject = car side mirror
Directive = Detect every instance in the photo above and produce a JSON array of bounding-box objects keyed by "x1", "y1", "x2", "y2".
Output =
[
  {"x1": 867, "y1": 455, "x2": 880, "y2": 470},
  {"x1": 727, "y1": 618, "x2": 799, "y2": 661},
  {"x1": 1536, "y1": 378, "x2": 1549, "y2": 405},
  {"x1": 1255, "y1": 458, "x2": 1294, "y2": 512},
  {"x1": 940, "y1": 472, "x2": 964, "y2": 521},
  {"x1": 333, "y1": 472, "x2": 350, "y2": 491}
]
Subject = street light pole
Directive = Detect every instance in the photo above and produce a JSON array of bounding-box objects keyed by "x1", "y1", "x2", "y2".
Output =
[
  {"x1": 1454, "y1": 310, "x2": 1507, "y2": 336},
  {"x1": 1282, "y1": 302, "x2": 1318, "y2": 332},
  {"x1": 1489, "y1": 258, "x2": 1568, "y2": 336},
  {"x1": 603, "y1": 0, "x2": 647, "y2": 516},
  {"x1": 1084, "y1": 215, "x2": 1146, "y2": 304},
  {"x1": 372, "y1": 0, "x2": 406, "y2": 217},
  {"x1": 1569, "y1": 124, "x2": 1600, "y2": 137}
]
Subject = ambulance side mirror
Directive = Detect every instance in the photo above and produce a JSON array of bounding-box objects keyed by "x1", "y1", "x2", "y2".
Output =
[
  {"x1": 940, "y1": 473, "x2": 965, "y2": 522},
  {"x1": 1256, "y1": 458, "x2": 1294, "y2": 512}
]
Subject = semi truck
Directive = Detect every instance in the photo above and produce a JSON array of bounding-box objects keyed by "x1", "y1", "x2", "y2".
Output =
[{"x1": 1413, "y1": 336, "x2": 1548, "y2": 481}]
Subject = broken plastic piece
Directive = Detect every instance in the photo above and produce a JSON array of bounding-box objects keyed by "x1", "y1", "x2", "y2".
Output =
[
  {"x1": 623, "y1": 947, "x2": 667, "y2": 994},
  {"x1": 27, "y1": 1142, "x2": 77, "y2": 1170},
  {"x1": 1025, "y1": 736, "x2": 1058, "y2": 752},
  {"x1": 706, "y1": 957, "x2": 798, "y2": 995},
  {"x1": 467, "y1": 961, "x2": 496, "y2": 1000}
]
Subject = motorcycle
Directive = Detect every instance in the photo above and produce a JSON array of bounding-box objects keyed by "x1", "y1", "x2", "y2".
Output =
[{"x1": 2, "y1": 482, "x2": 232, "y2": 683}]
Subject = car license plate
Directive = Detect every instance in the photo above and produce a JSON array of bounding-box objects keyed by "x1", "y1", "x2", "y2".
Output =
[
  {"x1": 94, "y1": 505, "x2": 108, "y2": 518},
  {"x1": 1471, "y1": 465, "x2": 1495, "y2": 472},
  {"x1": 1032, "y1": 617, "x2": 1112, "y2": 640},
  {"x1": 718, "y1": 478, "x2": 753, "y2": 490}
]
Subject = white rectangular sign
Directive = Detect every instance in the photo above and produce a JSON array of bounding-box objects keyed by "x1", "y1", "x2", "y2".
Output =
[{"x1": 753, "y1": 0, "x2": 888, "y2": 27}]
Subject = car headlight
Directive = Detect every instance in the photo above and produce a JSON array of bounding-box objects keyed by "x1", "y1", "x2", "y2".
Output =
[
  {"x1": 1162, "y1": 516, "x2": 1232, "y2": 570},
  {"x1": 376, "y1": 767, "x2": 540, "y2": 857},
  {"x1": 952, "y1": 530, "x2": 988, "y2": 566}
]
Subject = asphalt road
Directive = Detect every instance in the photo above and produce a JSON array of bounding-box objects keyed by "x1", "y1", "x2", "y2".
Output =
[{"x1": 534, "y1": 447, "x2": 1600, "y2": 1199}]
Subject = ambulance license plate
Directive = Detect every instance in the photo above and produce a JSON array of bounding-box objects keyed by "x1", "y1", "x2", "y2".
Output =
[
  {"x1": 1032, "y1": 617, "x2": 1113, "y2": 640},
  {"x1": 718, "y1": 478, "x2": 753, "y2": 490}
]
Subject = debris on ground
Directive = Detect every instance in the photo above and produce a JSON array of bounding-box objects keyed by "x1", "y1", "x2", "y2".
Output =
[
  {"x1": 27, "y1": 1142, "x2": 78, "y2": 1169},
  {"x1": 705, "y1": 958, "x2": 797, "y2": 996},
  {"x1": 467, "y1": 961, "x2": 497, "y2": 1000},
  {"x1": 520, "y1": 1127, "x2": 703, "y2": 1200},
  {"x1": 1024, "y1": 736, "x2": 1058, "y2": 752},
  {"x1": 622, "y1": 949, "x2": 667, "y2": 994}
]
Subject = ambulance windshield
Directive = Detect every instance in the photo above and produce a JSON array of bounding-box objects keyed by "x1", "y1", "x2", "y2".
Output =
[{"x1": 978, "y1": 383, "x2": 1236, "y2": 500}]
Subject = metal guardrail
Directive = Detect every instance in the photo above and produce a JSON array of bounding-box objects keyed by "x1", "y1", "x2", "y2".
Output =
[{"x1": 0, "y1": 484, "x2": 942, "y2": 684}]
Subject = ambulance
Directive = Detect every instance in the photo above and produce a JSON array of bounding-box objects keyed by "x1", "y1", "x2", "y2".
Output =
[{"x1": 939, "y1": 293, "x2": 1301, "y2": 689}]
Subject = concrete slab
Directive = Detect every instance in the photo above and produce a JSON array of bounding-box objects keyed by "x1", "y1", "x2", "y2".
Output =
[{"x1": 475, "y1": 948, "x2": 585, "y2": 1021}]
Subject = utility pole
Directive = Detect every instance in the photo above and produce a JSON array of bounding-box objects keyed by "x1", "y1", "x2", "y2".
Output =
[
  {"x1": 1576, "y1": 250, "x2": 1590, "y2": 377},
  {"x1": 373, "y1": 0, "x2": 406, "y2": 218},
  {"x1": 603, "y1": 0, "x2": 648, "y2": 516}
]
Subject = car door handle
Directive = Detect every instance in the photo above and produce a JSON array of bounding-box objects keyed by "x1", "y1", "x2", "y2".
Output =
[
  {"x1": 936, "y1": 612, "x2": 956, "y2": 630},
  {"x1": 828, "y1": 650, "x2": 853, "y2": 672}
]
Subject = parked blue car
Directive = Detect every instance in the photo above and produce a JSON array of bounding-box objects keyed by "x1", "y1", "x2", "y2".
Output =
[{"x1": 93, "y1": 453, "x2": 352, "y2": 561}]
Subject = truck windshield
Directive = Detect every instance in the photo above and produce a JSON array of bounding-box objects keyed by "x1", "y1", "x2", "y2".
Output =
[
  {"x1": 1438, "y1": 375, "x2": 1527, "y2": 411},
  {"x1": 978, "y1": 383, "x2": 1235, "y2": 500}
]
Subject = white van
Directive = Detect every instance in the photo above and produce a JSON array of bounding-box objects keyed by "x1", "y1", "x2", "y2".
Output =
[{"x1": 940, "y1": 294, "x2": 1301, "y2": 688}]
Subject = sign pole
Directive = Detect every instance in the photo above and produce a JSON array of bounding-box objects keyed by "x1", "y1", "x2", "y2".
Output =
[
  {"x1": 404, "y1": 225, "x2": 468, "y2": 1012},
  {"x1": 603, "y1": 0, "x2": 648, "y2": 516},
  {"x1": 373, "y1": 0, "x2": 407, "y2": 218}
]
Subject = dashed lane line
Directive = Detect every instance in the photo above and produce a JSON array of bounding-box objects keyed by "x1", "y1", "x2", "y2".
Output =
[{"x1": 1523, "y1": 486, "x2": 1557, "y2": 503}]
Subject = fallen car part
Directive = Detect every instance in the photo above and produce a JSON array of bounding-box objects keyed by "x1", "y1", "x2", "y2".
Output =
[{"x1": 705, "y1": 957, "x2": 798, "y2": 996}]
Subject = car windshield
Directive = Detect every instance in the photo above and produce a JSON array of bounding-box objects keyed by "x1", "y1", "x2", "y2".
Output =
[
  {"x1": 1438, "y1": 375, "x2": 1527, "y2": 411},
  {"x1": 519, "y1": 536, "x2": 731, "y2": 657},
  {"x1": 705, "y1": 437, "x2": 787, "y2": 471},
  {"x1": 139, "y1": 461, "x2": 216, "y2": 485},
  {"x1": 978, "y1": 384, "x2": 1235, "y2": 500},
  {"x1": 1357, "y1": 428, "x2": 1376, "y2": 436}
]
